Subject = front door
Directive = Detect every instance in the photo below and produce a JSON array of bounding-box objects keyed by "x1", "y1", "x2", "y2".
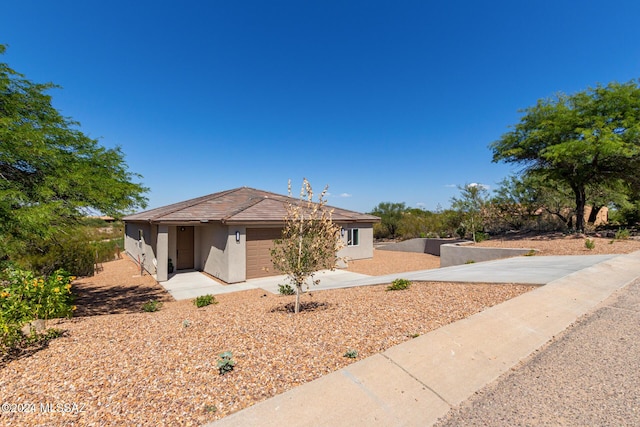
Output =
[{"x1": 176, "y1": 226, "x2": 194, "y2": 270}]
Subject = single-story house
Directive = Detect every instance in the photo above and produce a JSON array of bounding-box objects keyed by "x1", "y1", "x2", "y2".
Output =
[{"x1": 122, "y1": 187, "x2": 380, "y2": 283}]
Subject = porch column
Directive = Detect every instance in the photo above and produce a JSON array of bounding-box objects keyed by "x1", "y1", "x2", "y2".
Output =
[{"x1": 157, "y1": 224, "x2": 169, "y2": 281}]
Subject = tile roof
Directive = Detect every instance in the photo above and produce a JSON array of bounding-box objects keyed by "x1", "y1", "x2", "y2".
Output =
[{"x1": 123, "y1": 187, "x2": 380, "y2": 224}]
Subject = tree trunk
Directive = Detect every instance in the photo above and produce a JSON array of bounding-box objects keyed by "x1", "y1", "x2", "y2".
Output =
[
  {"x1": 587, "y1": 205, "x2": 602, "y2": 224},
  {"x1": 574, "y1": 186, "x2": 587, "y2": 233},
  {"x1": 295, "y1": 284, "x2": 301, "y2": 314},
  {"x1": 471, "y1": 216, "x2": 477, "y2": 243}
]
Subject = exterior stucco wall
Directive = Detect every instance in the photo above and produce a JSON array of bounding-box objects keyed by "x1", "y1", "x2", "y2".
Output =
[
  {"x1": 124, "y1": 222, "x2": 157, "y2": 275},
  {"x1": 168, "y1": 226, "x2": 177, "y2": 271},
  {"x1": 125, "y1": 220, "x2": 377, "y2": 283},
  {"x1": 338, "y1": 224, "x2": 374, "y2": 262},
  {"x1": 156, "y1": 225, "x2": 169, "y2": 281},
  {"x1": 198, "y1": 224, "x2": 247, "y2": 284},
  {"x1": 225, "y1": 225, "x2": 246, "y2": 283},
  {"x1": 201, "y1": 223, "x2": 228, "y2": 280}
]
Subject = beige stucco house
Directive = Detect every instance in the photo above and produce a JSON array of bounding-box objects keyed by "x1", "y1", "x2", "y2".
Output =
[{"x1": 123, "y1": 187, "x2": 380, "y2": 283}]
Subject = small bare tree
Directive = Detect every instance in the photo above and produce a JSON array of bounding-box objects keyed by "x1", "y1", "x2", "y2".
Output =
[{"x1": 270, "y1": 179, "x2": 344, "y2": 313}]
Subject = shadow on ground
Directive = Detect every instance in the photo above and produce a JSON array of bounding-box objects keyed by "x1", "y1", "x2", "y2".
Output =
[
  {"x1": 0, "y1": 330, "x2": 69, "y2": 368},
  {"x1": 73, "y1": 281, "x2": 174, "y2": 317}
]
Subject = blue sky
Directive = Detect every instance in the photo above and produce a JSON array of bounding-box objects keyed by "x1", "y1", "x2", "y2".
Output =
[{"x1": 2, "y1": 1, "x2": 639, "y2": 213}]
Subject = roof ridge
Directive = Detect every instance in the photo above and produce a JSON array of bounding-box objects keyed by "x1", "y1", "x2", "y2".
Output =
[
  {"x1": 123, "y1": 186, "x2": 380, "y2": 223},
  {"x1": 221, "y1": 190, "x2": 284, "y2": 222}
]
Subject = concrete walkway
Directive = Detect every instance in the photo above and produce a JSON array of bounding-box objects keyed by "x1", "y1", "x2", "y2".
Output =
[
  {"x1": 158, "y1": 271, "x2": 258, "y2": 300},
  {"x1": 204, "y1": 251, "x2": 640, "y2": 426},
  {"x1": 161, "y1": 254, "x2": 616, "y2": 300}
]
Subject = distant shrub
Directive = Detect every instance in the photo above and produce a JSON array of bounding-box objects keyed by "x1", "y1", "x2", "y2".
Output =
[
  {"x1": 585, "y1": 238, "x2": 595, "y2": 250},
  {"x1": 615, "y1": 228, "x2": 630, "y2": 240},
  {"x1": 21, "y1": 234, "x2": 95, "y2": 277},
  {"x1": 194, "y1": 294, "x2": 217, "y2": 308},
  {"x1": 386, "y1": 278, "x2": 411, "y2": 291},
  {"x1": 465, "y1": 260, "x2": 476, "y2": 264},
  {"x1": 473, "y1": 231, "x2": 489, "y2": 242},
  {"x1": 92, "y1": 238, "x2": 124, "y2": 263}
]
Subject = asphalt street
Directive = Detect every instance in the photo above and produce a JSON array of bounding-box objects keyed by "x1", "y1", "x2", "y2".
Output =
[{"x1": 434, "y1": 277, "x2": 640, "y2": 427}]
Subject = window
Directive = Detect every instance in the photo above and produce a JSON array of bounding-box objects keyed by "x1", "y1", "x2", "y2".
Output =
[{"x1": 347, "y1": 228, "x2": 359, "y2": 246}]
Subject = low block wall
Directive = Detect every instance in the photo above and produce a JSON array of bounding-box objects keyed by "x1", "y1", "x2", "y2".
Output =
[
  {"x1": 440, "y1": 243, "x2": 535, "y2": 267},
  {"x1": 377, "y1": 238, "x2": 467, "y2": 256}
]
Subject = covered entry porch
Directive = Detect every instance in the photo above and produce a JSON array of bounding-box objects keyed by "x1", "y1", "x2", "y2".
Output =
[{"x1": 124, "y1": 222, "x2": 248, "y2": 284}]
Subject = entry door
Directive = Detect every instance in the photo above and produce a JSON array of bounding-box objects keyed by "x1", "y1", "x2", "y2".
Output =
[{"x1": 176, "y1": 226, "x2": 194, "y2": 270}]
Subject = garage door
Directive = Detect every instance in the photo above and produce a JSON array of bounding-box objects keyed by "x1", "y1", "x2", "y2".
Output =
[{"x1": 246, "y1": 228, "x2": 283, "y2": 279}]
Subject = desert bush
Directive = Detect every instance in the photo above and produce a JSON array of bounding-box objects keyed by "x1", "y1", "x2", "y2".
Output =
[
  {"x1": 585, "y1": 239, "x2": 595, "y2": 250},
  {"x1": 217, "y1": 351, "x2": 236, "y2": 375},
  {"x1": 615, "y1": 228, "x2": 630, "y2": 240},
  {"x1": 0, "y1": 267, "x2": 75, "y2": 354},
  {"x1": 278, "y1": 283, "x2": 295, "y2": 295},
  {"x1": 142, "y1": 300, "x2": 162, "y2": 312},
  {"x1": 19, "y1": 232, "x2": 95, "y2": 277},
  {"x1": 343, "y1": 349, "x2": 358, "y2": 358},
  {"x1": 194, "y1": 294, "x2": 217, "y2": 308},
  {"x1": 1, "y1": 267, "x2": 76, "y2": 323},
  {"x1": 93, "y1": 238, "x2": 124, "y2": 263},
  {"x1": 386, "y1": 278, "x2": 411, "y2": 291},
  {"x1": 14, "y1": 226, "x2": 124, "y2": 278},
  {"x1": 473, "y1": 231, "x2": 490, "y2": 242}
]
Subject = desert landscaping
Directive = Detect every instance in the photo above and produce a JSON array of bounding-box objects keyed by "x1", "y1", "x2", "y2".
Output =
[{"x1": 2, "y1": 234, "x2": 640, "y2": 426}]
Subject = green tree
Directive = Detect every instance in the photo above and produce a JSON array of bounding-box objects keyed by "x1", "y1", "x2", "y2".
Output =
[
  {"x1": 368, "y1": 202, "x2": 407, "y2": 239},
  {"x1": 270, "y1": 179, "x2": 343, "y2": 313},
  {"x1": 491, "y1": 80, "x2": 640, "y2": 232},
  {"x1": 490, "y1": 174, "x2": 573, "y2": 231},
  {"x1": 0, "y1": 44, "x2": 148, "y2": 258},
  {"x1": 450, "y1": 183, "x2": 489, "y2": 242},
  {"x1": 397, "y1": 208, "x2": 449, "y2": 239},
  {"x1": 490, "y1": 175, "x2": 542, "y2": 230}
]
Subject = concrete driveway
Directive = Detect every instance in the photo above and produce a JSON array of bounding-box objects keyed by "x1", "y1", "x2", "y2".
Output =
[{"x1": 160, "y1": 254, "x2": 616, "y2": 300}]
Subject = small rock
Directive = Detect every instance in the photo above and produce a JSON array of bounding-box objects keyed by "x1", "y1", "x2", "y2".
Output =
[{"x1": 20, "y1": 319, "x2": 46, "y2": 335}]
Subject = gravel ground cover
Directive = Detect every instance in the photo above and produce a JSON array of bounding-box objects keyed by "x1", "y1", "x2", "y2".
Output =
[
  {"x1": 475, "y1": 232, "x2": 640, "y2": 256},
  {"x1": 2, "y1": 234, "x2": 638, "y2": 426}
]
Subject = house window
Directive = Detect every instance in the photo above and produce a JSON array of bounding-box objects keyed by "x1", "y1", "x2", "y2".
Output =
[{"x1": 347, "y1": 228, "x2": 359, "y2": 246}]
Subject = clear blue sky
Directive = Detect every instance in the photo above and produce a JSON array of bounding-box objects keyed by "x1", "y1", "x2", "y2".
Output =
[{"x1": 2, "y1": 1, "x2": 639, "y2": 213}]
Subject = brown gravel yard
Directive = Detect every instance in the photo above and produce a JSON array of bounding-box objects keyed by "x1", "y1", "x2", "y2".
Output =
[
  {"x1": 474, "y1": 231, "x2": 640, "y2": 256},
  {"x1": 2, "y1": 235, "x2": 638, "y2": 426}
]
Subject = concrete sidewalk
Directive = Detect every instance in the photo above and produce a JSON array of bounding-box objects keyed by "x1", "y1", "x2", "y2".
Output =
[
  {"x1": 205, "y1": 251, "x2": 640, "y2": 426},
  {"x1": 435, "y1": 273, "x2": 640, "y2": 426}
]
